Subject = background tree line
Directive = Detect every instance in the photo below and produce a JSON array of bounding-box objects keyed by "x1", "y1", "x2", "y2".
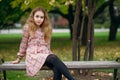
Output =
[{"x1": 0, "y1": 0, "x2": 120, "y2": 41}]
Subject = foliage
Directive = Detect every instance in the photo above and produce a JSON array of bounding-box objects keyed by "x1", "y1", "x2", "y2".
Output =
[
  {"x1": 0, "y1": 0, "x2": 12, "y2": 28},
  {"x1": 0, "y1": 0, "x2": 30, "y2": 29},
  {"x1": 1, "y1": 0, "x2": 119, "y2": 29},
  {"x1": 0, "y1": 0, "x2": 76, "y2": 29},
  {"x1": 11, "y1": 0, "x2": 75, "y2": 13},
  {"x1": 11, "y1": 0, "x2": 51, "y2": 11}
]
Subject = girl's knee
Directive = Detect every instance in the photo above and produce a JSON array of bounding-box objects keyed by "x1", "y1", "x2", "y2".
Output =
[{"x1": 47, "y1": 54, "x2": 58, "y2": 62}]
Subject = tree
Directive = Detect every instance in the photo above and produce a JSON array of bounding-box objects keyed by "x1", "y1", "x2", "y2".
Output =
[
  {"x1": 1, "y1": 0, "x2": 119, "y2": 41},
  {"x1": 108, "y1": 0, "x2": 120, "y2": 41},
  {"x1": 72, "y1": 0, "x2": 81, "y2": 61},
  {"x1": 94, "y1": 0, "x2": 120, "y2": 41},
  {"x1": 0, "y1": 0, "x2": 31, "y2": 29},
  {"x1": 49, "y1": 0, "x2": 120, "y2": 43},
  {"x1": 0, "y1": 0, "x2": 54, "y2": 29}
]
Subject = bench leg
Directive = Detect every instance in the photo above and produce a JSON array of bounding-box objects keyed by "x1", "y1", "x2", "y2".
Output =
[
  {"x1": 0, "y1": 59, "x2": 7, "y2": 80},
  {"x1": 3, "y1": 70, "x2": 6, "y2": 80},
  {"x1": 114, "y1": 68, "x2": 118, "y2": 80},
  {"x1": 113, "y1": 58, "x2": 120, "y2": 80}
]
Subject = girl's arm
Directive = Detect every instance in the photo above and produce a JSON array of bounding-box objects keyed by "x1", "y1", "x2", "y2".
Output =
[
  {"x1": 11, "y1": 25, "x2": 29, "y2": 64},
  {"x1": 46, "y1": 40, "x2": 51, "y2": 50},
  {"x1": 17, "y1": 25, "x2": 29, "y2": 57}
]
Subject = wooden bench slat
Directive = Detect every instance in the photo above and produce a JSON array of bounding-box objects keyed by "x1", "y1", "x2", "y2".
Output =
[
  {"x1": 64, "y1": 61, "x2": 120, "y2": 69},
  {"x1": 0, "y1": 61, "x2": 120, "y2": 80},
  {"x1": 0, "y1": 61, "x2": 120, "y2": 70}
]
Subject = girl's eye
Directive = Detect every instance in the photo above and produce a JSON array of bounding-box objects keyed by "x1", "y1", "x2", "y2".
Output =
[
  {"x1": 40, "y1": 16, "x2": 44, "y2": 19},
  {"x1": 35, "y1": 15, "x2": 39, "y2": 18},
  {"x1": 35, "y1": 15, "x2": 44, "y2": 19}
]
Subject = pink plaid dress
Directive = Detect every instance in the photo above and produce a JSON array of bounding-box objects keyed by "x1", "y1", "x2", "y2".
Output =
[{"x1": 17, "y1": 25, "x2": 52, "y2": 76}]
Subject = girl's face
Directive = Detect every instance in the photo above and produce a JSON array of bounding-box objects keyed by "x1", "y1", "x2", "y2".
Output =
[{"x1": 33, "y1": 11, "x2": 44, "y2": 26}]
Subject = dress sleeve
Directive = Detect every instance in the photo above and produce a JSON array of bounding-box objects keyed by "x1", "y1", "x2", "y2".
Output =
[
  {"x1": 17, "y1": 25, "x2": 29, "y2": 56},
  {"x1": 46, "y1": 40, "x2": 51, "y2": 50}
]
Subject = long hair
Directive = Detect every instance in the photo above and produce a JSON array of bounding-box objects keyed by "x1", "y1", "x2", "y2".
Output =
[{"x1": 26, "y1": 6, "x2": 52, "y2": 42}]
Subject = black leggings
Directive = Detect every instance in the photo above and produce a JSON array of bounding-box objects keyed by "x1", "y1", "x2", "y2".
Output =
[{"x1": 44, "y1": 54, "x2": 74, "y2": 80}]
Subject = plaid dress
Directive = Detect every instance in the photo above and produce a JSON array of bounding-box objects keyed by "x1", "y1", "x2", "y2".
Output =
[{"x1": 17, "y1": 25, "x2": 52, "y2": 76}]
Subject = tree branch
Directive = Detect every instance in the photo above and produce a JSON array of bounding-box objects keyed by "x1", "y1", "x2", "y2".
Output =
[
  {"x1": 49, "y1": 8, "x2": 68, "y2": 19},
  {"x1": 93, "y1": 0, "x2": 110, "y2": 19}
]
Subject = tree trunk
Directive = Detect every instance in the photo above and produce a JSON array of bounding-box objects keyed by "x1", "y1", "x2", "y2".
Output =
[
  {"x1": 108, "y1": 0, "x2": 119, "y2": 41},
  {"x1": 72, "y1": 0, "x2": 81, "y2": 61},
  {"x1": 68, "y1": 4, "x2": 74, "y2": 40},
  {"x1": 82, "y1": 16, "x2": 88, "y2": 45},
  {"x1": 109, "y1": 23, "x2": 118, "y2": 41}
]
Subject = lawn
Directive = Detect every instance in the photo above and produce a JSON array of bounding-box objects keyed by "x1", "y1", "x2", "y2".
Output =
[{"x1": 0, "y1": 32, "x2": 120, "y2": 80}]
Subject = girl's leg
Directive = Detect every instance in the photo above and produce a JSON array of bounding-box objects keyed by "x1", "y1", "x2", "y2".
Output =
[
  {"x1": 44, "y1": 56, "x2": 62, "y2": 80},
  {"x1": 45, "y1": 54, "x2": 74, "y2": 80},
  {"x1": 52, "y1": 67, "x2": 62, "y2": 80}
]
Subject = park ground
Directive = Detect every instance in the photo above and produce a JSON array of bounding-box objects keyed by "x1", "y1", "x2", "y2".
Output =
[
  {"x1": 14, "y1": 70, "x2": 119, "y2": 80},
  {"x1": 0, "y1": 31, "x2": 120, "y2": 80}
]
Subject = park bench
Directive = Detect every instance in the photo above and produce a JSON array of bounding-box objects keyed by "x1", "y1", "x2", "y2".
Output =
[{"x1": 0, "y1": 58, "x2": 120, "y2": 80}]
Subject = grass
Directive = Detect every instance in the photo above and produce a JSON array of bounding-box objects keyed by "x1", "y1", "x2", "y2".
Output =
[
  {"x1": 0, "y1": 32, "x2": 120, "y2": 80},
  {"x1": 0, "y1": 32, "x2": 120, "y2": 61}
]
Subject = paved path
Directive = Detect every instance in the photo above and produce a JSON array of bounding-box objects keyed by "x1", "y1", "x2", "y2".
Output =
[{"x1": 0, "y1": 28, "x2": 119, "y2": 34}]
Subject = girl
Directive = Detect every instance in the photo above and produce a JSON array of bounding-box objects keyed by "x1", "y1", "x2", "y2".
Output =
[{"x1": 11, "y1": 6, "x2": 74, "y2": 80}]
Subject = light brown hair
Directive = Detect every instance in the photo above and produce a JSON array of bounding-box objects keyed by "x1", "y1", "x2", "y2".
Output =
[{"x1": 26, "y1": 6, "x2": 52, "y2": 42}]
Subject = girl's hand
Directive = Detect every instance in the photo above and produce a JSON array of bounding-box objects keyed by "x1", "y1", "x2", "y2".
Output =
[{"x1": 11, "y1": 58, "x2": 21, "y2": 64}]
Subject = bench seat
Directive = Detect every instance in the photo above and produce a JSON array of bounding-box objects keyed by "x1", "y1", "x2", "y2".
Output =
[
  {"x1": 0, "y1": 61, "x2": 120, "y2": 70},
  {"x1": 0, "y1": 61, "x2": 120, "y2": 80}
]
